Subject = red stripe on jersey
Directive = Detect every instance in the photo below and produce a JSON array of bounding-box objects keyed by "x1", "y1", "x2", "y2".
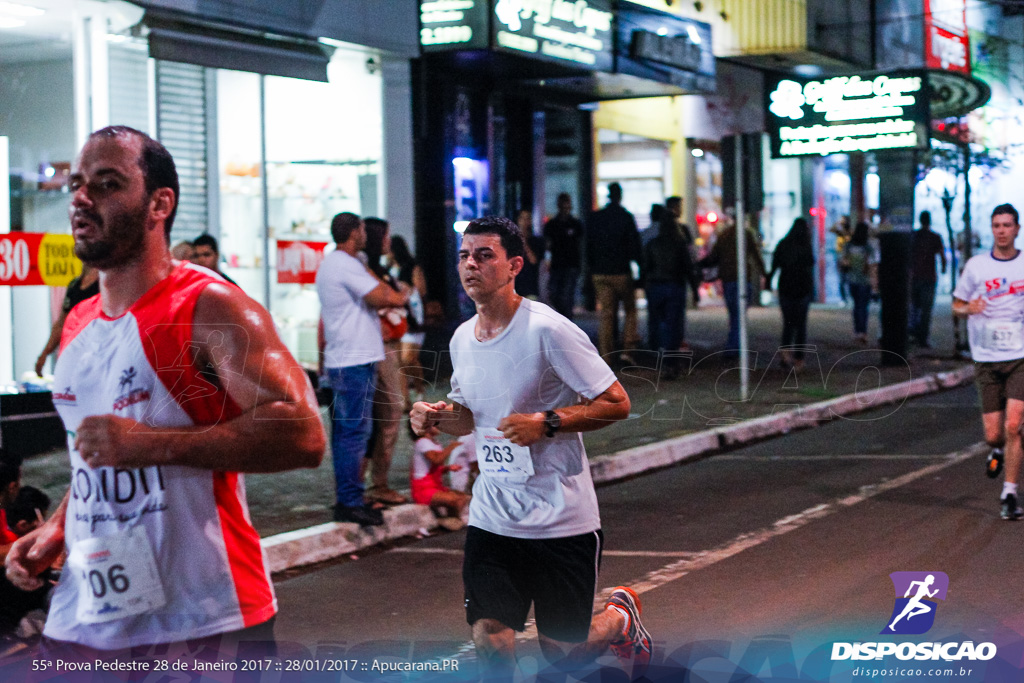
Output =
[
  {"x1": 59, "y1": 294, "x2": 102, "y2": 353},
  {"x1": 213, "y1": 471, "x2": 276, "y2": 627}
]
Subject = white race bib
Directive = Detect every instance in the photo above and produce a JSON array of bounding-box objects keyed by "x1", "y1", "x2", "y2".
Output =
[
  {"x1": 67, "y1": 526, "x2": 167, "y2": 624},
  {"x1": 475, "y1": 428, "x2": 534, "y2": 478},
  {"x1": 983, "y1": 320, "x2": 1024, "y2": 352}
]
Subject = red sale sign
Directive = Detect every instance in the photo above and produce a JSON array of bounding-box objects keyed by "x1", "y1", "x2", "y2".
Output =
[
  {"x1": 0, "y1": 233, "x2": 82, "y2": 286},
  {"x1": 276, "y1": 240, "x2": 328, "y2": 284}
]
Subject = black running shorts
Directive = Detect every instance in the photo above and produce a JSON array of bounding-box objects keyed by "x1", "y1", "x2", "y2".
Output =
[
  {"x1": 463, "y1": 526, "x2": 603, "y2": 643},
  {"x1": 975, "y1": 358, "x2": 1024, "y2": 413}
]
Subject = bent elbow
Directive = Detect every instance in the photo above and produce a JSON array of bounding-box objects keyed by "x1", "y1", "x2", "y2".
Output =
[{"x1": 297, "y1": 424, "x2": 327, "y2": 469}]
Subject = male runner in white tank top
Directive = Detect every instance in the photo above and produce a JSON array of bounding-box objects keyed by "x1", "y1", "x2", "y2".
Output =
[{"x1": 4, "y1": 126, "x2": 325, "y2": 660}]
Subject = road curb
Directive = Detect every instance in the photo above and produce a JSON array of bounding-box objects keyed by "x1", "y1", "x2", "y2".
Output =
[{"x1": 262, "y1": 364, "x2": 975, "y2": 573}]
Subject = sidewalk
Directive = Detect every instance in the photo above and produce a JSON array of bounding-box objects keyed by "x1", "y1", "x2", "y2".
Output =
[{"x1": 20, "y1": 299, "x2": 971, "y2": 548}]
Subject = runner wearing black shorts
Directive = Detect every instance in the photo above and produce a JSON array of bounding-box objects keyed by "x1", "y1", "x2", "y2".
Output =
[{"x1": 411, "y1": 216, "x2": 651, "y2": 680}]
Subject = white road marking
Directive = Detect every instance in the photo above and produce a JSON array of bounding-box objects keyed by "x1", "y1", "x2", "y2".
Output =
[
  {"x1": 390, "y1": 548, "x2": 700, "y2": 559},
  {"x1": 714, "y1": 454, "x2": 949, "y2": 461},
  {"x1": 438, "y1": 443, "x2": 984, "y2": 663}
]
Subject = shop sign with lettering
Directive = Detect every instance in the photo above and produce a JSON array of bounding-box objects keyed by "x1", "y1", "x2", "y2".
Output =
[
  {"x1": 419, "y1": 0, "x2": 614, "y2": 70},
  {"x1": 276, "y1": 240, "x2": 328, "y2": 285},
  {"x1": 924, "y1": 0, "x2": 969, "y2": 75},
  {"x1": 615, "y1": 1, "x2": 715, "y2": 93},
  {"x1": 492, "y1": 0, "x2": 614, "y2": 69},
  {"x1": 0, "y1": 233, "x2": 81, "y2": 287},
  {"x1": 420, "y1": 0, "x2": 490, "y2": 50},
  {"x1": 766, "y1": 71, "x2": 930, "y2": 158}
]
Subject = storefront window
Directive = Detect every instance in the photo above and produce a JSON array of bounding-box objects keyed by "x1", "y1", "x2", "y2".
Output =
[{"x1": 216, "y1": 44, "x2": 384, "y2": 366}]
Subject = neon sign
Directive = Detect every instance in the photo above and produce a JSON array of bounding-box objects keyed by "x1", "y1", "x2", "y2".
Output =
[{"x1": 766, "y1": 71, "x2": 930, "y2": 158}]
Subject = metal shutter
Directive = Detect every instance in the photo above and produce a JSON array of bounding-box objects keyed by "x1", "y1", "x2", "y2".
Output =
[
  {"x1": 155, "y1": 60, "x2": 209, "y2": 242},
  {"x1": 108, "y1": 43, "x2": 150, "y2": 134}
]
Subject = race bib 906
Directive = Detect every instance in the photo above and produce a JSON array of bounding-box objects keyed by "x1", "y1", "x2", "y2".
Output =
[{"x1": 67, "y1": 526, "x2": 167, "y2": 624}]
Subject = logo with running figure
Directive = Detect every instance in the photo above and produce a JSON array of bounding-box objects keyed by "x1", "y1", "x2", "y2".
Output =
[
  {"x1": 112, "y1": 366, "x2": 151, "y2": 412},
  {"x1": 118, "y1": 367, "x2": 137, "y2": 392},
  {"x1": 882, "y1": 571, "x2": 949, "y2": 635}
]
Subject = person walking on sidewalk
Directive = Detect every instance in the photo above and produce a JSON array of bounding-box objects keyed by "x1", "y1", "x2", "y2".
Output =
[
  {"x1": 698, "y1": 217, "x2": 766, "y2": 354},
  {"x1": 410, "y1": 216, "x2": 652, "y2": 679},
  {"x1": 5, "y1": 125, "x2": 326, "y2": 658},
  {"x1": 586, "y1": 182, "x2": 643, "y2": 362},
  {"x1": 768, "y1": 217, "x2": 816, "y2": 369},
  {"x1": 643, "y1": 211, "x2": 700, "y2": 378},
  {"x1": 842, "y1": 221, "x2": 876, "y2": 345},
  {"x1": 544, "y1": 192, "x2": 584, "y2": 319},
  {"x1": 910, "y1": 210, "x2": 947, "y2": 349},
  {"x1": 361, "y1": 217, "x2": 409, "y2": 506},
  {"x1": 317, "y1": 212, "x2": 410, "y2": 526},
  {"x1": 952, "y1": 203, "x2": 1024, "y2": 520}
]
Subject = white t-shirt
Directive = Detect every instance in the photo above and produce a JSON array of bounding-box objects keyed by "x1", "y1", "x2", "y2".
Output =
[
  {"x1": 953, "y1": 250, "x2": 1024, "y2": 362},
  {"x1": 449, "y1": 433, "x2": 476, "y2": 492},
  {"x1": 413, "y1": 436, "x2": 442, "y2": 479},
  {"x1": 448, "y1": 298, "x2": 617, "y2": 539},
  {"x1": 316, "y1": 249, "x2": 385, "y2": 368}
]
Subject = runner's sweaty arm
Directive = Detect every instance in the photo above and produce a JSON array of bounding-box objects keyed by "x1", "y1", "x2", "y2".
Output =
[{"x1": 73, "y1": 281, "x2": 326, "y2": 472}]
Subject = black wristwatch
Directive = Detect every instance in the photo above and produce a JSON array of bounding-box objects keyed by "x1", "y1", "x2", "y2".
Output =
[{"x1": 543, "y1": 410, "x2": 561, "y2": 438}]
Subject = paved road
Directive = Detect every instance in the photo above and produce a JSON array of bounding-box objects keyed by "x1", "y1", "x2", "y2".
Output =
[{"x1": 268, "y1": 384, "x2": 1024, "y2": 681}]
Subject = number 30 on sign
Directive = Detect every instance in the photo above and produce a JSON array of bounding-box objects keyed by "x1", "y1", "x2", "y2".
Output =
[{"x1": 0, "y1": 233, "x2": 81, "y2": 286}]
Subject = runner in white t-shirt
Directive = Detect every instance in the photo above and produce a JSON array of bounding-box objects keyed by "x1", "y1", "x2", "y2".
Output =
[
  {"x1": 953, "y1": 203, "x2": 1024, "y2": 519},
  {"x1": 410, "y1": 216, "x2": 651, "y2": 679}
]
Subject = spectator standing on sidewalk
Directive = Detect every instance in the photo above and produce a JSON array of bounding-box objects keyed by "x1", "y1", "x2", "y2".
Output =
[
  {"x1": 191, "y1": 233, "x2": 238, "y2": 286},
  {"x1": 361, "y1": 218, "x2": 409, "y2": 506},
  {"x1": 586, "y1": 182, "x2": 642, "y2": 362},
  {"x1": 317, "y1": 212, "x2": 409, "y2": 526},
  {"x1": 642, "y1": 214, "x2": 700, "y2": 378},
  {"x1": 830, "y1": 215, "x2": 852, "y2": 304},
  {"x1": 698, "y1": 217, "x2": 766, "y2": 354},
  {"x1": 389, "y1": 235, "x2": 428, "y2": 410},
  {"x1": 910, "y1": 210, "x2": 947, "y2": 349},
  {"x1": 842, "y1": 221, "x2": 876, "y2": 345},
  {"x1": 514, "y1": 210, "x2": 545, "y2": 301},
  {"x1": 768, "y1": 217, "x2": 816, "y2": 369},
  {"x1": 34, "y1": 265, "x2": 99, "y2": 376},
  {"x1": 411, "y1": 216, "x2": 651, "y2": 679},
  {"x1": 544, "y1": 193, "x2": 584, "y2": 319}
]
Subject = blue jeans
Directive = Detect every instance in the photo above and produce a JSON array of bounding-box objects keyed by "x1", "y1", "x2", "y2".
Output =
[
  {"x1": 326, "y1": 364, "x2": 377, "y2": 507},
  {"x1": 647, "y1": 282, "x2": 686, "y2": 352},
  {"x1": 849, "y1": 282, "x2": 872, "y2": 335},
  {"x1": 723, "y1": 281, "x2": 755, "y2": 351},
  {"x1": 547, "y1": 267, "x2": 579, "y2": 319},
  {"x1": 910, "y1": 280, "x2": 937, "y2": 345}
]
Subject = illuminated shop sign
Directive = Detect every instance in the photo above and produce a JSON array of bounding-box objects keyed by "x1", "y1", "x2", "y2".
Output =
[
  {"x1": 766, "y1": 71, "x2": 930, "y2": 158},
  {"x1": 419, "y1": 0, "x2": 614, "y2": 70},
  {"x1": 421, "y1": 0, "x2": 489, "y2": 49},
  {"x1": 493, "y1": 0, "x2": 614, "y2": 69}
]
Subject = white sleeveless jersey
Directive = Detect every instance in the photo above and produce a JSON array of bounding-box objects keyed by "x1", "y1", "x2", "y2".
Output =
[{"x1": 45, "y1": 263, "x2": 276, "y2": 649}]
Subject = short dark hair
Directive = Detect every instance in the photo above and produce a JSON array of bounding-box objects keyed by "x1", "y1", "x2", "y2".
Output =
[
  {"x1": 88, "y1": 126, "x2": 179, "y2": 238},
  {"x1": 192, "y1": 233, "x2": 219, "y2": 255},
  {"x1": 608, "y1": 182, "x2": 623, "y2": 202},
  {"x1": 666, "y1": 196, "x2": 683, "y2": 211},
  {"x1": 0, "y1": 459, "x2": 20, "y2": 490},
  {"x1": 993, "y1": 203, "x2": 1019, "y2": 225},
  {"x1": 6, "y1": 486, "x2": 49, "y2": 527},
  {"x1": 330, "y1": 212, "x2": 362, "y2": 244},
  {"x1": 463, "y1": 215, "x2": 525, "y2": 260}
]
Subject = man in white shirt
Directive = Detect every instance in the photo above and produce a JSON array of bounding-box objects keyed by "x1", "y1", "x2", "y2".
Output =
[
  {"x1": 411, "y1": 216, "x2": 651, "y2": 679},
  {"x1": 317, "y1": 212, "x2": 408, "y2": 526},
  {"x1": 953, "y1": 203, "x2": 1024, "y2": 519}
]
